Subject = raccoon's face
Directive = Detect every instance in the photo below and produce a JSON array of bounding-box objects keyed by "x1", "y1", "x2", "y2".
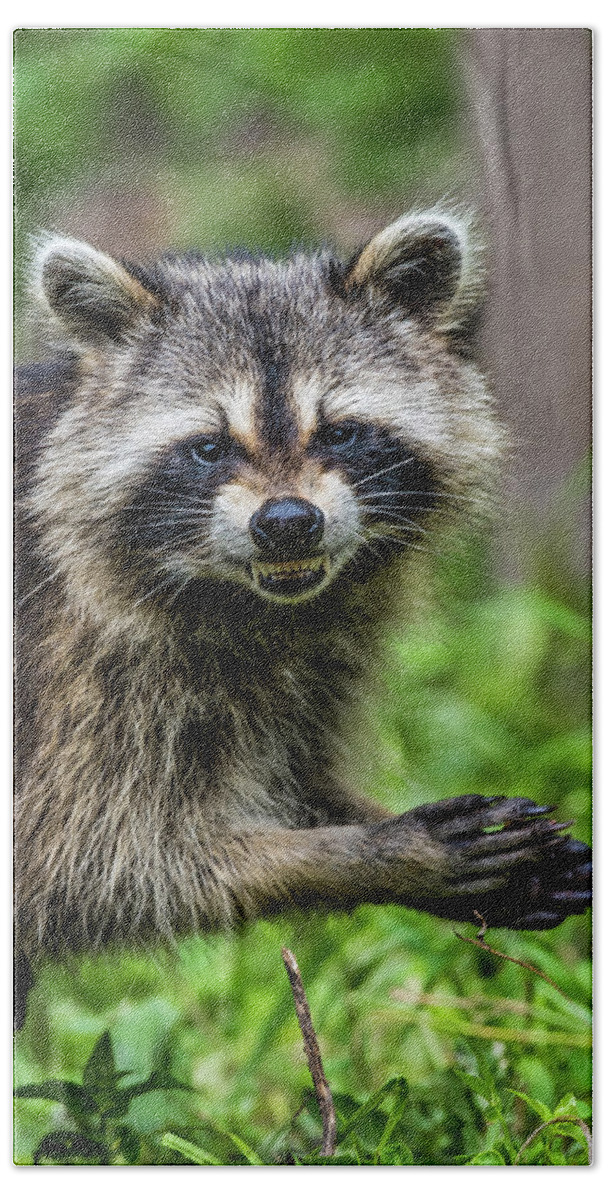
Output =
[
  {"x1": 124, "y1": 404, "x2": 439, "y2": 605},
  {"x1": 31, "y1": 211, "x2": 501, "y2": 618}
]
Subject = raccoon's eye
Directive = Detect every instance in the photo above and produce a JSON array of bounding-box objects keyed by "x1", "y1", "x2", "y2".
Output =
[
  {"x1": 317, "y1": 422, "x2": 358, "y2": 450},
  {"x1": 190, "y1": 437, "x2": 228, "y2": 465}
]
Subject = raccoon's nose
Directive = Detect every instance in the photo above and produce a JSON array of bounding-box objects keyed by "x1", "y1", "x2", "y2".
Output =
[{"x1": 249, "y1": 497, "x2": 325, "y2": 560}]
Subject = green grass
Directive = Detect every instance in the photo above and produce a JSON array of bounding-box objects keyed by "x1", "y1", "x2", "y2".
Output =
[{"x1": 14, "y1": 532, "x2": 591, "y2": 1166}]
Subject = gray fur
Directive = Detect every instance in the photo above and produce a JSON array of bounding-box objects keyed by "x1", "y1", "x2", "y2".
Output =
[{"x1": 16, "y1": 211, "x2": 588, "y2": 970}]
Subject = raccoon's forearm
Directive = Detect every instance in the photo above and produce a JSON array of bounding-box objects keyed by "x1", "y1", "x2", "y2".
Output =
[
  {"x1": 15, "y1": 815, "x2": 446, "y2": 953},
  {"x1": 221, "y1": 796, "x2": 592, "y2": 931},
  {"x1": 223, "y1": 819, "x2": 451, "y2": 919},
  {"x1": 15, "y1": 796, "x2": 591, "y2": 952}
]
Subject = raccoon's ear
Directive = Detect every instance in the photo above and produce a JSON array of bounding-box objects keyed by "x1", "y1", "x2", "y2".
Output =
[
  {"x1": 32, "y1": 235, "x2": 159, "y2": 347},
  {"x1": 343, "y1": 211, "x2": 477, "y2": 329}
]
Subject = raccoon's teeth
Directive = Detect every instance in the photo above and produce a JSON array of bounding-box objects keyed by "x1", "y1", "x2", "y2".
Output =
[
  {"x1": 256, "y1": 556, "x2": 323, "y2": 576},
  {"x1": 251, "y1": 555, "x2": 329, "y2": 595}
]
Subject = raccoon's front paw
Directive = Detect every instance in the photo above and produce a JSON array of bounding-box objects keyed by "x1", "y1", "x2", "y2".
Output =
[{"x1": 394, "y1": 793, "x2": 591, "y2": 930}]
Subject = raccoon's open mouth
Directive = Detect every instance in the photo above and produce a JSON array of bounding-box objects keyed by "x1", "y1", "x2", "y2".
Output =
[{"x1": 250, "y1": 555, "x2": 330, "y2": 600}]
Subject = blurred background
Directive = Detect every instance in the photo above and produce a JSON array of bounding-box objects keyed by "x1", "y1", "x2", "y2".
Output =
[
  {"x1": 14, "y1": 28, "x2": 592, "y2": 1166},
  {"x1": 14, "y1": 30, "x2": 469, "y2": 288}
]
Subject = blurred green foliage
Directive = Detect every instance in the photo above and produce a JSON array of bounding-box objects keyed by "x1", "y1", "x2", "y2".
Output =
[
  {"x1": 16, "y1": 30, "x2": 457, "y2": 161},
  {"x1": 14, "y1": 28, "x2": 460, "y2": 226},
  {"x1": 14, "y1": 25, "x2": 466, "y2": 357}
]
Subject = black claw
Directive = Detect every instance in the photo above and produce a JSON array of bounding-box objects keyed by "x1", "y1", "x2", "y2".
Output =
[
  {"x1": 410, "y1": 794, "x2": 590, "y2": 930},
  {"x1": 568, "y1": 840, "x2": 593, "y2": 858},
  {"x1": 431, "y1": 794, "x2": 495, "y2": 821},
  {"x1": 487, "y1": 798, "x2": 553, "y2": 825},
  {"x1": 518, "y1": 802, "x2": 555, "y2": 817},
  {"x1": 572, "y1": 860, "x2": 592, "y2": 876},
  {"x1": 552, "y1": 890, "x2": 591, "y2": 904},
  {"x1": 516, "y1": 912, "x2": 561, "y2": 929}
]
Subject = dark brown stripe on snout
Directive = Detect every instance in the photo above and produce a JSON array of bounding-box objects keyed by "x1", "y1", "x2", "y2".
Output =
[{"x1": 246, "y1": 299, "x2": 299, "y2": 454}]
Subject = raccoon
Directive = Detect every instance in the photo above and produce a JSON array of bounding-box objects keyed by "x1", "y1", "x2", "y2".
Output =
[{"x1": 15, "y1": 211, "x2": 591, "y2": 1005}]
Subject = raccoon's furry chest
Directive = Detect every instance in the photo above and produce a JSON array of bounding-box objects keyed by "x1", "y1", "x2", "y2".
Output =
[
  {"x1": 16, "y1": 595, "x2": 366, "y2": 950},
  {"x1": 18, "y1": 587, "x2": 362, "y2": 838}
]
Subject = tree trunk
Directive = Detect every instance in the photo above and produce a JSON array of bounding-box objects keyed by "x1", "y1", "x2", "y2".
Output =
[{"x1": 461, "y1": 29, "x2": 592, "y2": 572}]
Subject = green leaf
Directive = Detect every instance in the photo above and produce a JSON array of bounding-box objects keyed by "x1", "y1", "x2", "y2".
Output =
[
  {"x1": 330, "y1": 1092, "x2": 362, "y2": 1124},
  {"x1": 549, "y1": 1121, "x2": 591, "y2": 1155},
  {"x1": 124, "y1": 1069, "x2": 193, "y2": 1100},
  {"x1": 33, "y1": 1130, "x2": 109, "y2": 1165},
  {"x1": 216, "y1": 1125, "x2": 265, "y2": 1165},
  {"x1": 83, "y1": 1031, "x2": 119, "y2": 1092},
  {"x1": 14, "y1": 1080, "x2": 98, "y2": 1115},
  {"x1": 470, "y1": 1150, "x2": 507, "y2": 1165},
  {"x1": 390, "y1": 1141, "x2": 414, "y2": 1165},
  {"x1": 454, "y1": 1070, "x2": 492, "y2": 1103},
  {"x1": 340, "y1": 1077, "x2": 408, "y2": 1135},
  {"x1": 116, "y1": 1126, "x2": 141, "y2": 1164},
  {"x1": 554, "y1": 1093, "x2": 580, "y2": 1117},
  {"x1": 547, "y1": 1148, "x2": 568, "y2": 1165},
  {"x1": 341, "y1": 1135, "x2": 364, "y2": 1165},
  {"x1": 373, "y1": 1092, "x2": 410, "y2": 1164},
  {"x1": 99, "y1": 1092, "x2": 132, "y2": 1120},
  {"x1": 508, "y1": 1090, "x2": 553, "y2": 1123},
  {"x1": 161, "y1": 1132, "x2": 223, "y2": 1166}
]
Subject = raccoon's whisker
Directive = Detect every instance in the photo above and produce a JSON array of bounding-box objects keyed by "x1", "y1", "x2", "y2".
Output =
[
  {"x1": 360, "y1": 488, "x2": 468, "y2": 505},
  {"x1": 422, "y1": 490, "x2": 474, "y2": 503},
  {"x1": 119, "y1": 491, "x2": 216, "y2": 507},
  {"x1": 359, "y1": 491, "x2": 427, "y2": 503},
  {"x1": 353, "y1": 457, "x2": 416, "y2": 488},
  {"x1": 363, "y1": 500, "x2": 444, "y2": 520},
  {"x1": 380, "y1": 535, "x2": 433, "y2": 555},
  {"x1": 382, "y1": 513, "x2": 438, "y2": 536},
  {"x1": 137, "y1": 518, "x2": 212, "y2": 533},
  {"x1": 356, "y1": 532, "x2": 402, "y2": 569},
  {"x1": 166, "y1": 578, "x2": 195, "y2": 609},
  {"x1": 397, "y1": 523, "x2": 436, "y2": 541},
  {"x1": 361, "y1": 503, "x2": 432, "y2": 520},
  {"x1": 378, "y1": 532, "x2": 446, "y2": 559},
  {"x1": 354, "y1": 533, "x2": 384, "y2": 561},
  {"x1": 360, "y1": 490, "x2": 438, "y2": 504},
  {"x1": 147, "y1": 534, "x2": 213, "y2": 557},
  {"x1": 18, "y1": 568, "x2": 63, "y2": 607},
  {"x1": 361, "y1": 503, "x2": 433, "y2": 529},
  {"x1": 125, "y1": 487, "x2": 216, "y2": 503},
  {"x1": 360, "y1": 487, "x2": 473, "y2": 504},
  {"x1": 133, "y1": 576, "x2": 185, "y2": 609},
  {"x1": 119, "y1": 508, "x2": 215, "y2": 523},
  {"x1": 120, "y1": 503, "x2": 216, "y2": 516},
  {"x1": 353, "y1": 525, "x2": 388, "y2": 549},
  {"x1": 141, "y1": 493, "x2": 216, "y2": 507}
]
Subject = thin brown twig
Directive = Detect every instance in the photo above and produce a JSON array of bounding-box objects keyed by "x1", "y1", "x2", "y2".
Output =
[
  {"x1": 473, "y1": 910, "x2": 488, "y2": 939},
  {"x1": 514, "y1": 1116, "x2": 592, "y2": 1165},
  {"x1": 453, "y1": 928, "x2": 574, "y2": 1003},
  {"x1": 281, "y1": 946, "x2": 337, "y2": 1158}
]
